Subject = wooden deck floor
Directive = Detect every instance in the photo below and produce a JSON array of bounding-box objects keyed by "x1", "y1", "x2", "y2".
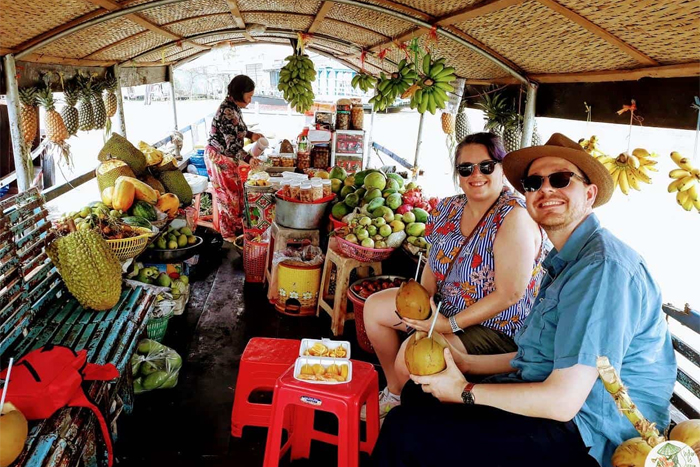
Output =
[{"x1": 114, "y1": 229, "x2": 390, "y2": 466}]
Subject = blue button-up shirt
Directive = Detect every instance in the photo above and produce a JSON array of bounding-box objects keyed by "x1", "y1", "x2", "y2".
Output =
[{"x1": 508, "y1": 213, "x2": 677, "y2": 466}]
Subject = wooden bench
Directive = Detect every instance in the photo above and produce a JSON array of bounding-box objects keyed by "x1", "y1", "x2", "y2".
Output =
[
  {"x1": 663, "y1": 303, "x2": 700, "y2": 424},
  {"x1": 0, "y1": 188, "x2": 156, "y2": 467}
]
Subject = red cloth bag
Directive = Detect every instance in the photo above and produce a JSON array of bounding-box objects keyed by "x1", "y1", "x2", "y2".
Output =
[{"x1": 0, "y1": 345, "x2": 120, "y2": 466}]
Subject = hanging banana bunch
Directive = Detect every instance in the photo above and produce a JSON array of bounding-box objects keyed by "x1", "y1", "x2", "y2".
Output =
[
  {"x1": 369, "y1": 59, "x2": 418, "y2": 112},
  {"x1": 582, "y1": 136, "x2": 657, "y2": 195},
  {"x1": 667, "y1": 151, "x2": 700, "y2": 212},
  {"x1": 410, "y1": 54, "x2": 457, "y2": 115},
  {"x1": 277, "y1": 52, "x2": 316, "y2": 114},
  {"x1": 351, "y1": 72, "x2": 376, "y2": 93}
]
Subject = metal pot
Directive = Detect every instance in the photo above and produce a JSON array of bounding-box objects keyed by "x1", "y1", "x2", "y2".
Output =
[{"x1": 274, "y1": 195, "x2": 331, "y2": 230}]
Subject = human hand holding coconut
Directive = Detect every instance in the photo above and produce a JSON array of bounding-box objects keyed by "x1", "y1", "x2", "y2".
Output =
[
  {"x1": 401, "y1": 296, "x2": 450, "y2": 333},
  {"x1": 410, "y1": 347, "x2": 468, "y2": 404}
]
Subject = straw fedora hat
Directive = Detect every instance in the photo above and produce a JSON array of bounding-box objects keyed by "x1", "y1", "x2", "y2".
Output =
[{"x1": 503, "y1": 133, "x2": 614, "y2": 208}]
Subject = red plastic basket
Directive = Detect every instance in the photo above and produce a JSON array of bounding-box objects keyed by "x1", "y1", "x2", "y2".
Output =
[
  {"x1": 334, "y1": 234, "x2": 395, "y2": 263},
  {"x1": 346, "y1": 290, "x2": 374, "y2": 353},
  {"x1": 329, "y1": 213, "x2": 348, "y2": 230},
  {"x1": 238, "y1": 165, "x2": 251, "y2": 184},
  {"x1": 243, "y1": 229, "x2": 268, "y2": 283}
]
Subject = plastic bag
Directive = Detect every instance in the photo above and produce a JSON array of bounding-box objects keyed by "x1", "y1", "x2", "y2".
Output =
[
  {"x1": 131, "y1": 339, "x2": 182, "y2": 393},
  {"x1": 267, "y1": 244, "x2": 324, "y2": 302}
]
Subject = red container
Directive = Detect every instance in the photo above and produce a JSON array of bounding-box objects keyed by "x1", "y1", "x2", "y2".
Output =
[
  {"x1": 238, "y1": 165, "x2": 251, "y2": 184},
  {"x1": 347, "y1": 289, "x2": 374, "y2": 354},
  {"x1": 243, "y1": 228, "x2": 268, "y2": 283},
  {"x1": 329, "y1": 213, "x2": 347, "y2": 230}
]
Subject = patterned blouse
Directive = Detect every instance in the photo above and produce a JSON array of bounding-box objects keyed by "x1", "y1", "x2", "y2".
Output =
[
  {"x1": 425, "y1": 187, "x2": 548, "y2": 338},
  {"x1": 208, "y1": 96, "x2": 251, "y2": 162}
]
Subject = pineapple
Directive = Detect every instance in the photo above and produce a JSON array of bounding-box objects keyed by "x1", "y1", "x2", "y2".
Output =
[
  {"x1": 77, "y1": 76, "x2": 95, "y2": 131},
  {"x1": 18, "y1": 87, "x2": 39, "y2": 145},
  {"x1": 103, "y1": 74, "x2": 118, "y2": 118},
  {"x1": 455, "y1": 107, "x2": 472, "y2": 143},
  {"x1": 440, "y1": 112, "x2": 455, "y2": 135},
  {"x1": 61, "y1": 78, "x2": 80, "y2": 136},
  {"x1": 36, "y1": 87, "x2": 68, "y2": 143},
  {"x1": 476, "y1": 90, "x2": 539, "y2": 153},
  {"x1": 90, "y1": 79, "x2": 107, "y2": 130}
]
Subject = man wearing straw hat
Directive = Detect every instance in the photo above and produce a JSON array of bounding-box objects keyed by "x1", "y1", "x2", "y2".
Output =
[{"x1": 372, "y1": 134, "x2": 677, "y2": 467}]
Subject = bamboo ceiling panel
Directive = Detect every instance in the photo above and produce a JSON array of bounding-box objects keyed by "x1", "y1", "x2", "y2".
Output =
[
  {"x1": 88, "y1": 31, "x2": 172, "y2": 61},
  {"x1": 34, "y1": 17, "x2": 148, "y2": 59},
  {"x1": 557, "y1": 0, "x2": 700, "y2": 65},
  {"x1": 237, "y1": 0, "x2": 322, "y2": 15},
  {"x1": 191, "y1": 32, "x2": 246, "y2": 45},
  {"x1": 0, "y1": 0, "x2": 101, "y2": 49},
  {"x1": 241, "y1": 12, "x2": 314, "y2": 31},
  {"x1": 326, "y1": 3, "x2": 415, "y2": 39},
  {"x1": 316, "y1": 19, "x2": 388, "y2": 47},
  {"x1": 368, "y1": 0, "x2": 477, "y2": 19},
  {"x1": 136, "y1": 43, "x2": 189, "y2": 62},
  {"x1": 165, "y1": 14, "x2": 236, "y2": 37},
  {"x1": 164, "y1": 45, "x2": 200, "y2": 61},
  {"x1": 116, "y1": 0, "x2": 156, "y2": 5},
  {"x1": 453, "y1": 0, "x2": 639, "y2": 75},
  {"x1": 138, "y1": 0, "x2": 231, "y2": 25}
]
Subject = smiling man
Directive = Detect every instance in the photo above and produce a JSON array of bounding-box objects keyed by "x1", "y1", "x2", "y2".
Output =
[{"x1": 371, "y1": 134, "x2": 677, "y2": 467}]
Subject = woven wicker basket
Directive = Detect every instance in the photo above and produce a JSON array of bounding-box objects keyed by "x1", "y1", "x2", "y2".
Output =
[
  {"x1": 334, "y1": 235, "x2": 394, "y2": 262},
  {"x1": 106, "y1": 231, "x2": 152, "y2": 261}
]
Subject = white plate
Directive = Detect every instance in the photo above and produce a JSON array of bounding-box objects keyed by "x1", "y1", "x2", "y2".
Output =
[
  {"x1": 299, "y1": 338, "x2": 351, "y2": 359},
  {"x1": 293, "y1": 357, "x2": 353, "y2": 385}
]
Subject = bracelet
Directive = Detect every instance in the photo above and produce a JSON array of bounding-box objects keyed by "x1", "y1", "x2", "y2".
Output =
[{"x1": 449, "y1": 315, "x2": 462, "y2": 333}]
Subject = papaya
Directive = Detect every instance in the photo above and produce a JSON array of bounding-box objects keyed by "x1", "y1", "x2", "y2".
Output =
[
  {"x1": 116, "y1": 176, "x2": 159, "y2": 204},
  {"x1": 112, "y1": 178, "x2": 135, "y2": 211}
]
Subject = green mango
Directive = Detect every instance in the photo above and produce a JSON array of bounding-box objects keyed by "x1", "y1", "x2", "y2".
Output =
[
  {"x1": 179, "y1": 226, "x2": 193, "y2": 236},
  {"x1": 165, "y1": 351, "x2": 183, "y2": 371},
  {"x1": 406, "y1": 222, "x2": 426, "y2": 237},
  {"x1": 385, "y1": 178, "x2": 400, "y2": 192},
  {"x1": 340, "y1": 185, "x2": 356, "y2": 199},
  {"x1": 159, "y1": 372, "x2": 179, "y2": 389},
  {"x1": 412, "y1": 208, "x2": 429, "y2": 223},
  {"x1": 140, "y1": 360, "x2": 160, "y2": 376},
  {"x1": 353, "y1": 170, "x2": 367, "y2": 187},
  {"x1": 363, "y1": 188, "x2": 382, "y2": 202},
  {"x1": 177, "y1": 235, "x2": 188, "y2": 248},
  {"x1": 137, "y1": 339, "x2": 166, "y2": 355},
  {"x1": 354, "y1": 187, "x2": 367, "y2": 200},
  {"x1": 372, "y1": 206, "x2": 393, "y2": 220},
  {"x1": 344, "y1": 193, "x2": 360, "y2": 208},
  {"x1": 387, "y1": 173, "x2": 405, "y2": 188},
  {"x1": 367, "y1": 197, "x2": 386, "y2": 213},
  {"x1": 386, "y1": 193, "x2": 403, "y2": 210},
  {"x1": 331, "y1": 202, "x2": 351, "y2": 220},
  {"x1": 134, "y1": 377, "x2": 145, "y2": 394}
]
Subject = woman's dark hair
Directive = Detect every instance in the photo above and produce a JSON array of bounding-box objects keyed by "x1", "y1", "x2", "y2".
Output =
[
  {"x1": 452, "y1": 132, "x2": 506, "y2": 183},
  {"x1": 227, "y1": 75, "x2": 255, "y2": 101}
]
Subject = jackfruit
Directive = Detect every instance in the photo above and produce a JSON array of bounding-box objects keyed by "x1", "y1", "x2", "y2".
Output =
[
  {"x1": 98, "y1": 133, "x2": 148, "y2": 175},
  {"x1": 96, "y1": 159, "x2": 136, "y2": 193},
  {"x1": 137, "y1": 141, "x2": 164, "y2": 166},
  {"x1": 140, "y1": 173, "x2": 165, "y2": 194},
  {"x1": 158, "y1": 170, "x2": 192, "y2": 205},
  {"x1": 151, "y1": 153, "x2": 178, "y2": 173},
  {"x1": 46, "y1": 230, "x2": 122, "y2": 310}
]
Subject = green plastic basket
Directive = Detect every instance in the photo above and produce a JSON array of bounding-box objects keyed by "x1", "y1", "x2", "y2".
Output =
[{"x1": 146, "y1": 310, "x2": 174, "y2": 343}]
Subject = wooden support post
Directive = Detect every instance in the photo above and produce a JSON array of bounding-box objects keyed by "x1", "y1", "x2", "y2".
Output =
[
  {"x1": 3, "y1": 54, "x2": 31, "y2": 192},
  {"x1": 112, "y1": 65, "x2": 127, "y2": 138},
  {"x1": 520, "y1": 82, "x2": 537, "y2": 149},
  {"x1": 413, "y1": 112, "x2": 425, "y2": 180},
  {"x1": 366, "y1": 108, "x2": 375, "y2": 169}
]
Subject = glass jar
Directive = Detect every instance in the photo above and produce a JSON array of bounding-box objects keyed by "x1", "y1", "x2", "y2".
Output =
[
  {"x1": 289, "y1": 181, "x2": 301, "y2": 200},
  {"x1": 280, "y1": 180, "x2": 291, "y2": 198},
  {"x1": 336, "y1": 111, "x2": 350, "y2": 130},
  {"x1": 311, "y1": 180, "x2": 323, "y2": 201},
  {"x1": 297, "y1": 152, "x2": 310, "y2": 170},
  {"x1": 299, "y1": 182, "x2": 313, "y2": 203},
  {"x1": 321, "y1": 179, "x2": 332, "y2": 198},
  {"x1": 351, "y1": 103, "x2": 364, "y2": 130},
  {"x1": 281, "y1": 155, "x2": 295, "y2": 167},
  {"x1": 311, "y1": 144, "x2": 330, "y2": 168}
]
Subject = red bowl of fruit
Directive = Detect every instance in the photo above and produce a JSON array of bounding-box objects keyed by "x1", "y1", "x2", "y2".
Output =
[{"x1": 349, "y1": 275, "x2": 408, "y2": 301}]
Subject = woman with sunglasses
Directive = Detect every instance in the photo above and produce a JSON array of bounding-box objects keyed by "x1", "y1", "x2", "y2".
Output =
[{"x1": 362, "y1": 132, "x2": 547, "y2": 419}]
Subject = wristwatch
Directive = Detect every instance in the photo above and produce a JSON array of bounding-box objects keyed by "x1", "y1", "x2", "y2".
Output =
[
  {"x1": 461, "y1": 382, "x2": 476, "y2": 405},
  {"x1": 449, "y1": 315, "x2": 462, "y2": 333}
]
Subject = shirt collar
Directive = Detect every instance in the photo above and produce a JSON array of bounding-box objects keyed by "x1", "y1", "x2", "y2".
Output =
[{"x1": 543, "y1": 213, "x2": 601, "y2": 276}]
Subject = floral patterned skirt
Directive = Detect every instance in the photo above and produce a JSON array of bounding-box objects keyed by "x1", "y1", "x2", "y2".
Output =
[{"x1": 205, "y1": 145, "x2": 243, "y2": 238}]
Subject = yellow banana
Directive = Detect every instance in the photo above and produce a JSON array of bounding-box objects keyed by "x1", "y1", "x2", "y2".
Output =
[
  {"x1": 671, "y1": 151, "x2": 694, "y2": 171},
  {"x1": 610, "y1": 167, "x2": 621, "y2": 189},
  {"x1": 632, "y1": 148, "x2": 650, "y2": 159},
  {"x1": 677, "y1": 190, "x2": 694, "y2": 211},
  {"x1": 687, "y1": 184, "x2": 699, "y2": 201},
  {"x1": 668, "y1": 178, "x2": 685, "y2": 192},
  {"x1": 678, "y1": 175, "x2": 698, "y2": 192},
  {"x1": 693, "y1": 198, "x2": 700, "y2": 211},
  {"x1": 626, "y1": 169, "x2": 641, "y2": 191},
  {"x1": 626, "y1": 154, "x2": 640, "y2": 169},
  {"x1": 670, "y1": 169, "x2": 691, "y2": 179},
  {"x1": 631, "y1": 167, "x2": 652, "y2": 185},
  {"x1": 618, "y1": 169, "x2": 630, "y2": 195}
]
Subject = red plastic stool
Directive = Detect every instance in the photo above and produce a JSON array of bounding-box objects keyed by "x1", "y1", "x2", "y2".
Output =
[
  {"x1": 263, "y1": 360, "x2": 380, "y2": 467},
  {"x1": 231, "y1": 337, "x2": 301, "y2": 437}
]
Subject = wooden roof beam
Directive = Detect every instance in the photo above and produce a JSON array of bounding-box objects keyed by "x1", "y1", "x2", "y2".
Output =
[
  {"x1": 226, "y1": 0, "x2": 245, "y2": 29},
  {"x1": 534, "y1": 0, "x2": 658, "y2": 66},
  {"x1": 308, "y1": 2, "x2": 334, "y2": 34}
]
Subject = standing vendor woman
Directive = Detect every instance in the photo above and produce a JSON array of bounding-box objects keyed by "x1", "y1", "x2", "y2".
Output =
[{"x1": 206, "y1": 75, "x2": 264, "y2": 241}]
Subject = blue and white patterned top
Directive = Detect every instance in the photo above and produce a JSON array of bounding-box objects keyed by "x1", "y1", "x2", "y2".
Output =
[{"x1": 425, "y1": 188, "x2": 548, "y2": 338}]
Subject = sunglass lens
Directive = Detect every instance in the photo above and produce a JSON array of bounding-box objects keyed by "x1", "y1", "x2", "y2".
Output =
[
  {"x1": 522, "y1": 175, "x2": 543, "y2": 192},
  {"x1": 549, "y1": 172, "x2": 573, "y2": 189},
  {"x1": 480, "y1": 161, "x2": 497, "y2": 175},
  {"x1": 457, "y1": 165, "x2": 474, "y2": 177}
]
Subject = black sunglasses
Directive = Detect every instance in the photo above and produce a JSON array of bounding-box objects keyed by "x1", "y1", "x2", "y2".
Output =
[
  {"x1": 521, "y1": 171, "x2": 589, "y2": 192},
  {"x1": 456, "y1": 160, "x2": 499, "y2": 177}
]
